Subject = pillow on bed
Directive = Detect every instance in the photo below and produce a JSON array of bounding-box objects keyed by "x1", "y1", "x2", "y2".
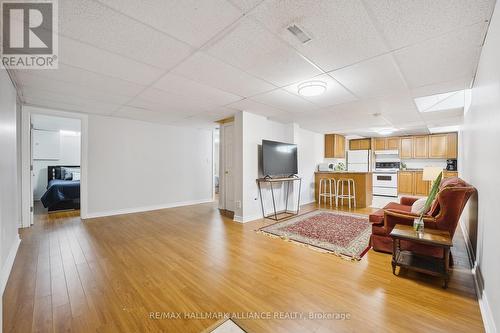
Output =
[
  {"x1": 63, "y1": 172, "x2": 73, "y2": 180},
  {"x1": 72, "y1": 172, "x2": 80, "y2": 181},
  {"x1": 61, "y1": 167, "x2": 80, "y2": 180}
]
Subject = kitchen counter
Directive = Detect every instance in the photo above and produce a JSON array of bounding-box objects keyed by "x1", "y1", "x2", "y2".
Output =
[
  {"x1": 314, "y1": 172, "x2": 372, "y2": 208},
  {"x1": 316, "y1": 171, "x2": 373, "y2": 174}
]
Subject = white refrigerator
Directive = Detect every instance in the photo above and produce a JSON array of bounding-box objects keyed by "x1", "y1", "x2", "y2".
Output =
[{"x1": 347, "y1": 150, "x2": 371, "y2": 172}]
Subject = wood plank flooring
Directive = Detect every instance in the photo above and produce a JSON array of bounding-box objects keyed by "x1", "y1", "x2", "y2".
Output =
[{"x1": 3, "y1": 202, "x2": 484, "y2": 332}]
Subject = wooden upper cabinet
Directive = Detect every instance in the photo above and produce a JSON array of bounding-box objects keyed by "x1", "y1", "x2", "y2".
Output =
[
  {"x1": 349, "y1": 138, "x2": 371, "y2": 150},
  {"x1": 398, "y1": 171, "x2": 414, "y2": 195},
  {"x1": 325, "y1": 134, "x2": 345, "y2": 158},
  {"x1": 429, "y1": 134, "x2": 447, "y2": 158},
  {"x1": 413, "y1": 136, "x2": 429, "y2": 158},
  {"x1": 400, "y1": 137, "x2": 414, "y2": 159},
  {"x1": 373, "y1": 138, "x2": 387, "y2": 150},
  {"x1": 387, "y1": 137, "x2": 400, "y2": 151},
  {"x1": 446, "y1": 132, "x2": 458, "y2": 159}
]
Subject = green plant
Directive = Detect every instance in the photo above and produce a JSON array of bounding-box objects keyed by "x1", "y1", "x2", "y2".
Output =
[{"x1": 414, "y1": 171, "x2": 443, "y2": 231}]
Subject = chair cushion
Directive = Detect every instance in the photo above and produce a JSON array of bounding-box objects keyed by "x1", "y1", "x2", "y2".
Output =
[{"x1": 369, "y1": 202, "x2": 412, "y2": 225}]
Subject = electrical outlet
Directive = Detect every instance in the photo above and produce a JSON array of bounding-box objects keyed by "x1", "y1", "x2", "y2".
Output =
[{"x1": 236, "y1": 200, "x2": 241, "y2": 209}]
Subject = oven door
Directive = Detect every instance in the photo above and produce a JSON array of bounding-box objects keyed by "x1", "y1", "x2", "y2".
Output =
[{"x1": 373, "y1": 173, "x2": 397, "y2": 188}]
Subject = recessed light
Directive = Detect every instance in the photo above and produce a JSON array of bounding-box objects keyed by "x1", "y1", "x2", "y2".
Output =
[{"x1": 298, "y1": 81, "x2": 327, "y2": 97}]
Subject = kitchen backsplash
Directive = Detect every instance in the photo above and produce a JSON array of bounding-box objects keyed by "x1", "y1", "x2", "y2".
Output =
[{"x1": 402, "y1": 159, "x2": 447, "y2": 170}]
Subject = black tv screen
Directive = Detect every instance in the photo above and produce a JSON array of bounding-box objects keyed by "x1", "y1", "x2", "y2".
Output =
[{"x1": 262, "y1": 140, "x2": 298, "y2": 177}]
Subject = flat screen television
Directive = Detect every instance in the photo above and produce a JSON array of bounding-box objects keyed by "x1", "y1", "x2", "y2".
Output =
[{"x1": 262, "y1": 140, "x2": 298, "y2": 177}]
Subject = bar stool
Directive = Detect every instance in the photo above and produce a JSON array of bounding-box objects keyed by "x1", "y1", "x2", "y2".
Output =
[
  {"x1": 318, "y1": 178, "x2": 336, "y2": 207},
  {"x1": 336, "y1": 178, "x2": 356, "y2": 209}
]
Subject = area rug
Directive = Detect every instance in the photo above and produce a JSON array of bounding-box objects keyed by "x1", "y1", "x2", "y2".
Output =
[{"x1": 258, "y1": 210, "x2": 371, "y2": 260}]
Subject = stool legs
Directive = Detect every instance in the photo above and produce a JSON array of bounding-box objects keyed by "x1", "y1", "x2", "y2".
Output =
[
  {"x1": 319, "y1": 178, "x2": 336, "y2": 207},
  {"x1": 336, "y1": 179, "x2": 356, "y2": 209}
]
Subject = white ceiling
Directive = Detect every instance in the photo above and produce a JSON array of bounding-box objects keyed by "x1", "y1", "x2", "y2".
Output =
[{"x1": 11, "y1": 0, "x2": 495, "y2": 136}]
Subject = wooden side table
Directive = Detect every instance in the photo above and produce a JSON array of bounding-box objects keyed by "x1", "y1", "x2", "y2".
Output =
[{"x1": 390, "y1": 224, "x2": 453, "y2": 288}]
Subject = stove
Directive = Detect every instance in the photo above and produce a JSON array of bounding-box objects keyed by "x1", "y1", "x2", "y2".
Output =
[{"x1": 373, "y1": 161, "x2": 400, "y2": 197}]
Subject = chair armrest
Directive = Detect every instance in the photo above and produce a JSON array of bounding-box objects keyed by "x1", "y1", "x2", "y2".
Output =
[
  {"x1": 400, "y1": 197, "x2": 419, "y2": 206},
  {"x1": 384, "y1": 209, "x2": 436, "y2": 232}
]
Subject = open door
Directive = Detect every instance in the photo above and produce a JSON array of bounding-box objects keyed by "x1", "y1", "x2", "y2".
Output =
[{"x1": 220, "y1": 122, "x2": 235, "y2": 216}]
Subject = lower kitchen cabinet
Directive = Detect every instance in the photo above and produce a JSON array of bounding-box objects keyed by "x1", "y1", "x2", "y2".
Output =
[{"x1": 398, "y1": 171, "x2": 431, "y2": 196}]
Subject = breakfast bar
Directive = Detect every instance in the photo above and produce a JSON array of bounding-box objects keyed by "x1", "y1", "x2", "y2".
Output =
[{"x1": 314, "y1": 172, "x2": 373, "y2": 208}]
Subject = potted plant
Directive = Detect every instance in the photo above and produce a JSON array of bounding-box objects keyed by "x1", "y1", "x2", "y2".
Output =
[{"x1": 413, "y1": 171, "x2": 443, "y2": 235}]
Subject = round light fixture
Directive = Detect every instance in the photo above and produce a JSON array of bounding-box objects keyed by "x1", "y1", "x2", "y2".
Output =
[{"x1": 298, "y1": 80, "x2": 327, "y2": 97}]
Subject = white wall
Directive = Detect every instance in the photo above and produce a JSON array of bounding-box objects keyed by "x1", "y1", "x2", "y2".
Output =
[
  {"x1": 461, "y1": 3, "x2": 500, "y2": 332},
  {"x1": 293, "y1": 125, "x2": 324, "y2": 204},
  {"x1": 86, "y1": 115, "x2": 213, "y2": 217},
  {"x1": 234, "y1": 112, "x2": 323, "y2": 222},
  {"x1": 33, "y1": 130, "x2": 81, "y2": 200},
  {"x1": 0, "y1": 68, "x2": 21, "y2": 329}
]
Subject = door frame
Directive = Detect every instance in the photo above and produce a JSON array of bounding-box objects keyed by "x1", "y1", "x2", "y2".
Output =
[
  {"x1": 219, "y1": 121, "x2": 234, "y2": 212},
  {"x1": 21, "y1": 105, "x2": 89, "y2": 227}
]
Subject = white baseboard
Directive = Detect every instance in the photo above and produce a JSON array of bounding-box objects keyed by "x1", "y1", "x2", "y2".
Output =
[
  {"x1": 82, "y1": 198, "x2": 214, "y2": 219},
  {"x1": 0, "y1": 236, "x2": 21, "y2": 295},
  {"x1": 233, "y1": 214, "x2": 262, "y2": 223},
  {"x1": 460, "y1": 222, "x2": 497, "y2": 333},
  {"x1": 473, "y1": 265, "x2": 497, "y2": 333}
]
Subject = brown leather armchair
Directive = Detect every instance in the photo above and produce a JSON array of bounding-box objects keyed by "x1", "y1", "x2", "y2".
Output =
[{"x1": 369, "y1": 177, "x2": 476, "y2": 258}]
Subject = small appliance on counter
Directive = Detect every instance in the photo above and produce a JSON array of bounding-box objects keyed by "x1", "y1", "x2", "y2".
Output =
[
  {"x1": 318, "y1": 163, "x2": 334, "y2": 171},
  {"x1": 446, "y1": 159, "x2": 457, "y2": 171}
]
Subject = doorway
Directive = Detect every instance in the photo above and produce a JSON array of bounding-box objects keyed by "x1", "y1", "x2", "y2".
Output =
[
  {"x1": 21, "y1": 106, "x2": 88, "y2": 228},
  {"x1": 31, "y1": 114, "x2": 82, "y2": 218}
]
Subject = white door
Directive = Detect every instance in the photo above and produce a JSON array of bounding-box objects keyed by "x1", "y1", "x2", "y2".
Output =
[{"x1": 222, "y1": 123, "x2": 234, "y2": 212}]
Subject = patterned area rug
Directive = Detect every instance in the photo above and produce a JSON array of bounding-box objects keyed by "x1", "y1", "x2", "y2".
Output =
[{"x1": 259, "y1": 210, "x2": 371, "y2": 260}]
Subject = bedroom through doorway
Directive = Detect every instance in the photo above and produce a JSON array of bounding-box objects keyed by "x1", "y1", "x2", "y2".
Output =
[{"x1": 31, "y1": 114, "x2": 82, "y2": 218}]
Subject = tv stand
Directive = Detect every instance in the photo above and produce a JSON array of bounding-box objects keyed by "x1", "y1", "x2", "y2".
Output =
[{"x1": 256, "y1": 176, "x2": 302, "y2": 221}]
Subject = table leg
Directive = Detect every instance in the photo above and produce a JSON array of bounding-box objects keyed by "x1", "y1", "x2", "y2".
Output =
[
  {"x1": 443, "y1": 247, "x2": 450, "y2": 289},
  {"x1": 391, "y1": 239, "x2": 399, "y2": 275}
]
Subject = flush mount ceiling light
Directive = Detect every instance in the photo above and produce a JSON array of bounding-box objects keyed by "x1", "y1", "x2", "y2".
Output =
[
  {"x1": 298, "y1": 81, "x2": 327, "y2": 97},
  {"x1": 375, "y1": 128, "x2": 397, "y2": 136}
]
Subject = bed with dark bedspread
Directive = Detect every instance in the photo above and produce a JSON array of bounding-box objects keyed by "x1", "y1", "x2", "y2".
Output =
[{"x1": 41, "y1": 166, "x2": 81, "y2": 212}]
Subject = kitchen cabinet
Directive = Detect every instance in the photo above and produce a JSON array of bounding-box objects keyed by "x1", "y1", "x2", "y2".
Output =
[
  {"x1": 349, "y1": 138, "x2": 371, "y2": 150},
  {"x1": 446, "y1": 132, "x2": 458, "y2": 159},
  {"x1": 398, "y1": 171, "x2": 414, "y2": 195},
  {"x1": 373, "y1": 138, "x2": 386, "y2": 150},
  {"x1": 413, "y1": 136, "x2": 429, "y2": 158},
  {"x1": 400, "y1": 137, "x2": 414, "y2": 159},
  {"x1": 429, "y1": 134, "x2": 447, "y2": 158},
  {"x1": 325, "y1": 134, "x2": 345, "y2": 158},
  {"x1": 414, "y1": 171, "x2": 430, "y2": 196},
  {"x1": 387, "y1": 137, "x2": 400, "y2": 151}
]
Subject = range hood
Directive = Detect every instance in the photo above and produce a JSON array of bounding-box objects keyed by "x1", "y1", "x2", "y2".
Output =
[{"x1": 374, "y1": 150, "x2": 400, "y2": 155}]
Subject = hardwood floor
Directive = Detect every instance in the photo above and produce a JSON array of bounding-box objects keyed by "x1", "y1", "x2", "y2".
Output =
[{"x1": 3, "y1": 202, "x2": 484, "y2": 332}]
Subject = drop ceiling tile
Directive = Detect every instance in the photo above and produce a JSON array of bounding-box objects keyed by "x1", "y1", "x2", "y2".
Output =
[
  {"x1": 382, "y1": 110, "x2": 423, "y2": 125},
  {"x1": 12, "y1": 64, "x2": 145, "y2": 97},
  {"x1": 394, "y1": 23, "x2": 486, "y2": 88},
  {"x1": 153, "y1": 73, "x2": 242, "y2": 106},
  {"x1": 99, "y1": 0, "x2": 242, "y2": 47},
  {"x1": 250, "y1": 89, "x2": 318, "y2": 113},
  {"x1": 60, "y1": 0, "x2": 193, "y2": 69},
  {"x1": 410, "y1": 77, "x2": 470, "y2": 98},
  {"x1": 283, "y1": 74, "x2": 357, "y2": 107},
  {"x1": 16, "y1": 72, "x2": 131, "y2": 105},
  {"x1": 59, "y1": 36, "x2": 163, "y2": 86},
  {"x1": 172, "y1": 52, "x2": 276, "y2": 97},
  {"x1": 22, "y1": 89, "x2": 119, "y2": 115},
  {"x1": 205, "y1": 18, "x2": 322, "y2": 86},
  {"x1": 420, "y1": 108, "x2": 464, "y2": 122},
  {"x1": 228, "y1": 0, "x2": 264, "y2": 13},
  {"x1": 114, "y1": 106, "x2": 186, "y2": 124},
  {"x1": 363, "y1": 0, "x2": 495, "y2": 49},
  {"x1": 129, "y1": 88, "x2": 218, "y2": 115},
  {"x1": 250, "y1": 0, "x2": 388, "y2": 71},
  {"x1": 329, "y1": 54, "x2": 408, "y2": 99},
  {"x1": 227, "y1": 98, "x2": 291, "y2": 119}
]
